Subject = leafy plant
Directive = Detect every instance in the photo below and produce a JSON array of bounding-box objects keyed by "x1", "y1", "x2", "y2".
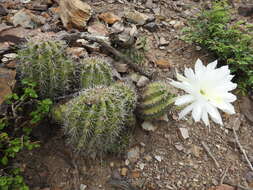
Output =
[
  {"x1": 52, "y1": 83, "x2": 137, "y2": 155},
  {"x1": 17, "y1": 39, "x2": 75, "y2": 99},
  {"x1": 182, "y1": 1, "x2": 253, "y2": 93},
  {"x1": 78, "y1": 57, "x2": 114, "y2": 89},
  {"x1": 138, "y1": 81, "x2": 174, "y2": 119},
  {"x1": 0, "y1": 79, "x2": 52, "y2": 190}
]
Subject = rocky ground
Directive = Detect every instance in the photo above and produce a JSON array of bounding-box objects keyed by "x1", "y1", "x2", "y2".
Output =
[{"x1": 1, "y1": 0, "x2": 253, "y2": 190}]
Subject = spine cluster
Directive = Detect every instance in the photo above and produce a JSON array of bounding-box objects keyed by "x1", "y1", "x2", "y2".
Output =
[
  {"x1": 18, "y1": 40, "x2": 75, "y2": 99},
  {"x1": 52, "y1": 83, "x2": 137, "y2": 154}
]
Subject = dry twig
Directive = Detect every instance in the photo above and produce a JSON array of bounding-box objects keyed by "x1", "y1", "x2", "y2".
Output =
[
  {"x1": 232, "y1": 126, "x2": 253, "y2": 172},
  {"x1": 201, "y1": 141, "x2": 220, "y2": 168},
  {"x1": 220, "y1": 166, "x2": 229, "y2": 185},
  {"x1": 58, "y1": 32, "x2": 153, "y2": 78}
]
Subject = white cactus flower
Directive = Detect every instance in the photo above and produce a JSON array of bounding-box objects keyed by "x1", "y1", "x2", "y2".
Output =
[{"x1": 170, "y1": 59, "x2": 237, "y2": 126}]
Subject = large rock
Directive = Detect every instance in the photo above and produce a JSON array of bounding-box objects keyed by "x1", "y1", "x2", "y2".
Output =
[
  {"x1": 12, "y1": 9, "x2": 46, "y2": 29},
  {"x1": 59, "y1": 0, "x2": 92, "y2": 29}
]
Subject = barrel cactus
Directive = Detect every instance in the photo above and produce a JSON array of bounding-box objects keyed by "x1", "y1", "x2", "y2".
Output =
[
  {"x1": 139, "y1": 81, "x2": 174, "y2": 119},
  {"x1": 78, "y1": 57, "x2": 113, "y2": 89},
  {"x1": 17, "y1": 39, "x2": 75, "y2": 99},
  {"x1": 52, "y1": 83, "x2": 137, "y2": 154}
]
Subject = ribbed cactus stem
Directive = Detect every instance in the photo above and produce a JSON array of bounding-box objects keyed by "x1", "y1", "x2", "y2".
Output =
[
  {"x1": 139, "y1": 81, "x2": 174, "y2": 119},
  {"x1": 51, "y1": 83, "x2": 137, "y2": 155},
  {"x1": 79, "y1": 57, "x2": 113, "y2": 89},
  {"x1": 17, "y1": 39, "x2": 75, "y2": 99}
]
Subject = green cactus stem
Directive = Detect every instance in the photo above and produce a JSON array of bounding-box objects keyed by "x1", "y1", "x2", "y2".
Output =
[
  {"x1": 79, "y1": 57, "x2": 114, "y2": 89},
  {"x1": 139, "y1": 81, "x2": 174, "y2": 119},
  {"x1": 52, "y1": 83, "x2": 137, "y2": 154},
  {"x1": 18, "y1": 39, "x2": 75, "y2": 99}
]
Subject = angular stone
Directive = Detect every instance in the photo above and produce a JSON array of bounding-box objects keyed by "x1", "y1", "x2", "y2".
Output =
[
  {"x1": 59, "y1": 0, "x2": 92, "y2": 29},
  {"x1": 179, "y1": 127, "x2": 189, "y2": 139},
  {"x1": 12, "y1": 9, "x2": 46, "y2": 29},
  {"x1": 125, "y1": 10, "x2": 150, "y2": 25}
]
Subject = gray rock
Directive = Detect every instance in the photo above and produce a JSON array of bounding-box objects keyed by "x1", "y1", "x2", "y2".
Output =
[
  {"x1": 12, "y1": 9, "x2": 46, "y2": 29},
  {"x1": 127, "y1": 146, "x2": 140, "y2": 163},
  {"x1": 144, "y1": 22, "x2": 158, "y2": 32},
  {"x1": 137, "y1": 76, "x2": 149, "y2": 87},
  {"x1": 0, "y1": 4, "x2": 8, "y2": 16}
]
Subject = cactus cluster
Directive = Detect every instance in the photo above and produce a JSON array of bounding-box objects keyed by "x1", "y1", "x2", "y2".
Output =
[
  {"x1": 139, "y1": 81, "x2": 174, "y2": 119},
  {"x1": 52, "y1": 83, "x2": 137, "y2": 154},
  {"x1": 17, "y1": 40, "x2": 75, "y2": 99},
  {"x1": 78, "y1": 57, "x2": 114, "y2": 89}
]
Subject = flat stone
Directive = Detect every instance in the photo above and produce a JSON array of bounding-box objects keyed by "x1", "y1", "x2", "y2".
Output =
[
  {"x1": 154, "y1": 155, "x2": 162, "y2": 162},
  {"x1": 155, "y1": 59, "x2": 171, "y2": 69},
  {"x1": 87, "y1": 22, "x2": 109, "y2": 36},
  {"x1": 12, "y1": 9, "x2": 46, "y2": 29},
  {"x1": 125, "y1": 10, "x2": 150, "y2": 25},
  {"x1": 179, "y1": 127, "x2": 189, "y2": 139},
  {"x1": 98, "y1": 12, "x2": 121, "y2": 24},
  {"x1": 3, "y1": 53, "x2": 18, "y2": 60}
]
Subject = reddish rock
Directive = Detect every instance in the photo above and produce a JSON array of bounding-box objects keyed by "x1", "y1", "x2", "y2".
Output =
[{"x1": 98, "y1": 12, "x2": 121, "y2": 24}]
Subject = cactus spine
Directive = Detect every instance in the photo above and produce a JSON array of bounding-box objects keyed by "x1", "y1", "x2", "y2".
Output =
[
  {"x1": 79, "y1": 57, "x2": 113, "y2": 89},
  {"x1": 139, "y1": 81, "x2": 174, "y2": 119},
  {"x1": 18, "y1": 40, "x2": 75, "y2": 99},
  {"x1": 52, "y1": 83, "x2": 137, "y2": 154}
]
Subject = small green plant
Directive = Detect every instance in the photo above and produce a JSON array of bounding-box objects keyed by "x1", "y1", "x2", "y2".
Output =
[
  {"x1": 121, "y1": 36, "x2": 149, "y2": 66},
  {"x1": 139, "y1": 81, "x2": 174, "y2": 119},
  {"x1": 78, "y1": 57, "x2": 114, "y2": 89},
  {"x1": 182, "y1": 1, "x2": 253, "y2": 93},
  {"x1": 0, "y1": 79, "x2": 52, "y2": 190},
  {"x1": 52, "y1": 83, "x2": 137, "y2": 155},
  {"x1": 17, "y1": 39, "x2": 75, "y2": 99}
]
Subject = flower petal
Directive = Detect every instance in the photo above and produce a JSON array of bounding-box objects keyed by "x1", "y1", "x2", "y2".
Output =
[
  {"x1": 216, "y1": 102, "x2": 235, "y2": 114},
  {"x1": 201, "y1": 108, "x2": 210, "y2": 126},
  {"x1": 192, "y1": 101, "x2": 203, "y2": 122},
  {"x1": 170, "y1": 81, "x2": 193, "y2": 94},
  {"x1": 195, "y1": 59, "x2": 205, "y2": 76},
  {"x1": 175, "y1": 95, "x2": 195, "y2": 106},
  {"x1": 206, "y1": 104, "x2": 223, "y2": 125},
  {"x1": 207, "y1": 60, "x2": 217, "y2": 69},
  {"x1": 178, "y1": 104, "x2": 194, "y2": 119}
]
